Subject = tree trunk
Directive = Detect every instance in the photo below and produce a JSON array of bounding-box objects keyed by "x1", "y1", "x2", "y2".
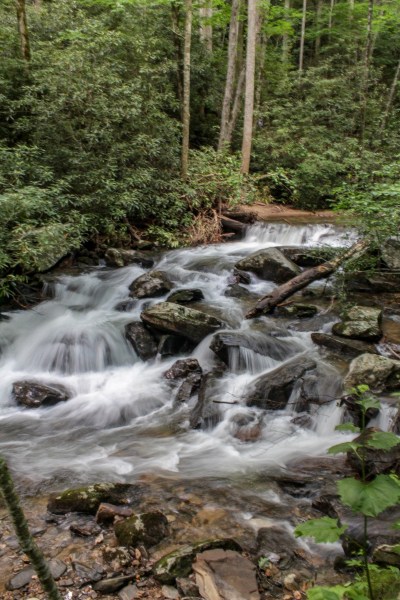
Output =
[
  {"x1": 299, "y1": 0, "x2": 307, "y2": 73},
  {"x1": 246, "y1": 240, "x2": 369, "y2": 318},
  {"x1": 328, "y1": 0, "x2": 335, "y2": 39},
  {"x1": 241, "y1": 0, "x2": 258, "y2": 174},
  {"x1": 380, "y1": 58, "x2": 400, "y2": 132},
  {"x1": 359, "y1": 0, "x2": 374, "y2": 145},
  {"x1": 218, "y1": 0, "x2": 242, "y2": 151},
  {"x1": 225, "y1": 66, "x2": 246, "y2": 145},
  {"x1": 315, "y1": 0, "x2": 322, "y2": 59},
  {"x1": 15, "y1": 0, "x2": 31, "y2": 63},
  {"x1": 181, "y1": 0, "x2": 192, "y2": 179},
  {"x1": 282, "y1": 0, "x2": 291, "y2": 63},
  {"x1": 171, "y1": 3, "x2": 183, "y2": 108},
  {"x1": 199, "y1": 0, "x2": 213, "y2": 52}
]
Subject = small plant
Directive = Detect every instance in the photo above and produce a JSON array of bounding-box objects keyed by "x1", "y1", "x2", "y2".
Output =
[{"x1": 295, "y1": 385, "x2": 400, "y2": 600}]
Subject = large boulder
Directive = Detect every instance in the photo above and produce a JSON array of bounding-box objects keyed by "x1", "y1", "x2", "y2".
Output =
[
  {"x1": 12, "y1": 381, "x2": 69, "y2": 408},
  {"x1": 235, "y1": 248, "x2": 301, "y2": 283},
  {"x1": 332, "y1": 306, "x2": 382, "y2": 342},
  {"x1": 245, "y1": 355, "x2": 316, "y2": 410},
  {"x1": 344, "y1": 353, "x2": 400, "y2": 392},
  {"x1": 114, "y1": 511, "x2": 169, "y2": 548},
  {"x1": 125, "y1": 322, "x2": 158, "y2": 361},
  {"x1": 129, "y1": 271, "x2": 173, "y2": 299},
  {"x1": 311, "y1": 332, "x2": 377, "y2": 358},
  {"x1": 105, "y1": 248, "x2": 154, "y2": 269},
  {"x1": 141, "y1": 302, "x2": 224, "y2": 344},
  {"x1": 47, "y1": 483, "x2": 140, "y2": 515},
  {"x1": 280, "y1": 246, "x2": 341, "y2": 267},
  {"x1": 346, "y1": 272, "x2": 400, "y2": 293},
  {"x1": 167, "y1": 288, "x2": 204, "y2": 304}
]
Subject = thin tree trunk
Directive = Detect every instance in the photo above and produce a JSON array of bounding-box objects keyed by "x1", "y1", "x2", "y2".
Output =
[
  {"x1": 15, "y1": 0, "x2": 31, "y2": 63},
  {"x1": 0, "y1": 457, "x2": 62, "y2": 599},
  {"x1": 315, "y1": 0, "x2": 322, "y2": 59},
  {"x1": 380, "y1": 58, "x2": 400, "y2": 132},
  {"x1": 246, "y1": 240, "x2": 368, "y2": 318},
  {"x1": 299, "y1": 0, "x2": 307, "y2": 73},
  {"x1": 181, "y1": 0, "x2": 192, "y2": 179},
  {"x1": 328, "y1": 0, "x2": 335, "y2": 39},
  {"x1": 282, "y1": 0, "x2": 291, "y2": 63},
  {"x1": 225, "y1": 66, "x2": 246, "y2": 144},
  {"x1": 199, "y1": 0, "x2": 213, "y2": 52},
  {"x1": 359, "y1": 0, "x2": 374, "y2": 145},
  {"x1": 218, "y1": 0, "x2": 242, "y2": 150},
  {"x1": 171, "y1": 4, "x2": 183, "y2": 108},
  {"x1": 241, "y1": 0, "x2": 258, "y2": 174}
]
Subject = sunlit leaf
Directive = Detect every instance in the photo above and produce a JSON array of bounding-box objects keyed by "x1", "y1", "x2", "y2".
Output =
[
  {"x1": 295, "y1": 517, "x2": 347, "y2": 543},
  {"x1": 338, "y1": 475, "x2": 400, "y2": 517}
]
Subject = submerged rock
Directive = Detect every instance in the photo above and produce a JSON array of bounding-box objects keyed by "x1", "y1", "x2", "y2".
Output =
[
  {"x1": 47, "y1": 483, "x2": 139, "y2": 515},
  {"x1": 129, "y1": 270, "x2": 173, "y2": 299},
  {"x1": 12, "y1": 380, "x2": 69, "y2": 408},
  {"x1": 235, "y1": 248, "x2": 301, "y2": 283},
  {"x1": 152, "y1": 539, "x2": 242, "y2": 584},
  {"x1": 311, "y1": 332, "x2": 377, "y2": 358},
  {"x1": 167, "y1": 288, "x2": 204, "y2": 304},
  {"x1": 105, "y1": 248, "x2": 154, "y2": 268},
  {"x1": 344, "y1": 353, "x2": 400, "y2": 392},
  {"x1": 141, "y1": 302, "x2": 224, "y2": 344},
  {"x1": 114, "y1": 511, "x2": 169, "y2": 548},
  {"x1": 332, "y1": 306, "x2": 382, "y2": 342},
  {"x1": 125, "y1": 321, "x2": 158, "y2": 360},
  {"x1": 158, "y1": 334, "x2": 195, "y2": 357}
]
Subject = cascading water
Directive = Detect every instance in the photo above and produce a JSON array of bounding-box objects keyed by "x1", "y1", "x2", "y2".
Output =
[{"x1": 0, "y1": 222, "x2": 354, "y2": 488}]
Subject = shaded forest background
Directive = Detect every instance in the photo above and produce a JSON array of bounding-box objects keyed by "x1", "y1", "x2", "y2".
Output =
[{"x1": 0, "y1": 0, "x2": 399, "y2": 294}]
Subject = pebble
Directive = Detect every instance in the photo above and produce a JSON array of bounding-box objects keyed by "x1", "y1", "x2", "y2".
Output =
[
  {"x1": 161, "y1": 584, "x2": 180, "y2": 599},
  {"x1": 118, "y1": 584, "x2": 139, "y2": 600}
]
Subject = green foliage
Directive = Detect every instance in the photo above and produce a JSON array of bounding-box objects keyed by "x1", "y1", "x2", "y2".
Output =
[
  {"x1": 338, "y1": 475, "x2": 400, "y2": 518},
  {"x1": 295, "y1": 517, "x2": 348, "y2": 543}
]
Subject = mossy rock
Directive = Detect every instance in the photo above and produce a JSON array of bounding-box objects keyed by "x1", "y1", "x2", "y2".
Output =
[
  {"x1": 152, "y1": 538, "x2": 242, "y2": 584},
  {"x1": 114, "y1": 511, "x2": 169, "y2": 548},
  {"x1": 47, "y1": 483, "x2": 139, "y2": 515},
  {"x1": 275, "y1": 303, "x2": 318, "y2": 318}
]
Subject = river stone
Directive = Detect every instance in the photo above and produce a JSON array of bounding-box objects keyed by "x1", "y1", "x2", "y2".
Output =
[
  {"x1": 381, "y1": 237, "x2": 400, "y2": 270},
  {"x1": 167, "y1": 288, "x2": 204, "y2": 304},
  {"x1": 12, "y1": 380, "x2": 70, "y2": 408},
  {"x1": 114, "y1": 511, "x2": 169, "y2": 548},
  {"x1": 193, "y1": 549, "x2": 260, "y2": 600},
  {"x1": 153, "y1": 538, "x2": 242, "y2": 584},
  {"x1": 47, "y1": 483, "x2": 138, "y2": 515},
  {"x1": 7, "y1": 567, "x2": 35, "y2": 590},
  {"x1": 164, "y1": 358, "x2": 202, "y2": 379},
  {"x1": 129, "y1": 270, "x2": 173, "y2": 299},
  {"x1": 73, "y1": 561, "x2": 105, "y2": 583},
  {"x1": 96, "y1": 502, "x2": 134, "y2": 524},
  {"x1": 105, "y1": 248, "x2": 154, "y2": 268},
  {"x1": 346, "y1": 271, "x2": 400, "y2": 293},
  {"x1": 125, "y1": 321, "x2": 158, "y2": 360},
  {"x1": 332, "y1": 306, "x2": 382, "y2": 342},
  {"x1": 311, "y1": 332, "x2": 377, "y2": 358},
  {"x1": 280, "y1": 246, "x2": 341, "y2": 267},
  {"x1": 119, "y1": 585, "x2": 139, "y2": 600},
  {"x1": 190, "y1": 371, "x2": 223, "y2": 429},
  {"x1": 344, "y1": 353, "x2": 400, "y2": 392},
  {"x1": 275, "y1": 303, "x2": 318, "y2": 318},
  {"x1": 94, "y1": 575, "x2": 136, "y2": 593},
  {"x1": 158, "y1": 334, "x2": 195, "y2": 357},
  {"x1": 224, "y1": 284, "x2": 254, "y2": 300},
  {"x1": 235, "y1": 248, "x2": 301, "y2": 283},
  {"x1": 141, "y1": 302, "x2": 224, "y2": 344},
  {"x1": 245, "y1": 355, "x2": 316, "y2": 410}
]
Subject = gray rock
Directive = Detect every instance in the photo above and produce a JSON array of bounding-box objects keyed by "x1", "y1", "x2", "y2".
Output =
[
  {"x1": 12, "y1": 380, "x2": 69, "y2": 408},
  {"x1": 125, "y1": 322, "x2": 158, "y2": 360},
  {"x1": 176, "y1": 372, "x2": 203, "y2": 404},
  {"x1": 129, "y1": 270, "x2": 173, "y2": 299},
  {"x1": 311, "y1": 332, "x2": 377, "y2": 358},
  {"x1": 275, "y1": 303, "x2": 318, "y2": 319},
  {"x1": 176, "y1": 577, "x2": 200, "y2": 598},
  {"x1": 7, "y1": 567, "x2": 34, "y2": 590},
  {"x1": 245, "y1": 355, "x2": 316, "y2": 410},
  {"x1": 141, "y1": 302, "x2": 224, "y2": 344},
  {"x1": 235, "y1": 248, "x2": 301, "y2": 283},
  {"x1": 96, "y1": 502, "x2": 134, "y2": 524},
  {"x1": 153, "y1": 539, "x2": 242, "y2": 584},
  {"x1": 190, "y1": 371, "x2": 223, "y2": 429},
  {"x1": 161, "y1": 585, "x2": 180, "y2": 599},
  {"x1": 73, "y1": 561, "x2": 105, "y2": 583},
  {"x1": 164, "y1": 358, "x2": 202, "y2": 380},
  {"x1": 167, "y1": 289, "x2": 204, "y2": 304},
  {"x1": 114, "y1": 511, "x2": 169, "y2": 548},
  {"x1": 373, "y1": 544, "x2": 400, "y2": 568},
  {"x1": 119, "y1": 585, "x2": 139, "y2": 600},
  {"x1": 49, "y1": 559, "x2": 68, "y2": 579},
  {"x1": 224, "y1": 284, "x2": 254, "y2": 300},
  {"x1": 381, "y1": 237, "x2": 400, "y2": 270},
  {"x1": 158, "y1": 334, "x2": 195, "y2": 357},
  {"x1": 47, "y1": 483, "x2": 140, "y2": 515},
  {"x1": 332, "y1": 306, "x2": 382, "y2": 342},
  {"x1": 346, "y1": 271, "x2": 400, "y2": 293},
  {"x1": 280, "y1": 246, "x2": 341, "y2": 267},
  {"x1": 344, "y1": 353, "x2": 400, "y2": 392},
  {"x1": 94, "y1": 575, "x2": 136, "y2": 593},
  {"x1": 105, "y1": 248, "x2": 154, "y2": 268},
  {"x1": 256, "y1": 527, "x2": 299, "y2": 564}
]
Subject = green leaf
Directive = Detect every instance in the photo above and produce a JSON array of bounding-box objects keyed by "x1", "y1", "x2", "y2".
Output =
[
  {"x1": 357, "y1": 395, "x2": 381, "y2": 412},
  {"x1": 307, "y1": 586, "x2": 346, "y2": 600},
  {"x1": 335, "y1": 423, "x2": 361, "y2": 433},
  {"x1": 294, "y1": 517, "x2": 348, "y2": 543},
  {"x1": 328, "y1": 442, "x2": 360, "y2": 455},
  {"x1": 338, "y1": 475, "x2": 400, "y2": 517},
  {"x1": 366, "y1": 431, "x2": 400, "y2": 450},
  {"x1": 258, "y1": 556, "x2": 269, "y2": 568}
]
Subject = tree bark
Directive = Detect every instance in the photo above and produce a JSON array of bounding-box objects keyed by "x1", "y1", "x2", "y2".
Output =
[
  {"x1": 282, "y1": 0, "x2": 291, "y2": 63},
  {"x1": 225, "y1": 66, "x2": 246, "y2": 145},
  {"x1": 199, "y1": 0, "x2": 213, "y2": 52},
  {"x1": 299, "y1": 0, "x2": 307, "y2": 73},
  {"x1": 380, "y1": 58, "x2": 400, "y2": 132},
  {"x1": 241, "y1": 0, "x2": 258, "y2": 174},
  {"x1": 181, "y1": 0, "x2": 192, "y2": 179},
  {"x1": 171, "y1": 3, "x2": 183, "y2": 107},
  {"x1": 359, "y1": 0, "x2": 374, "y2": 145},
  {"x1": 246, "y1": 240, "x2": 369, "y2": 319},
  {"x1": 15, "y1": 0, "x2": 31, "y2": 63},
  {"x1": 315, "y1": 0, "x2": 322, "y2": 59},
  {"x1": 218, "y1": 0, "x2": 242, "y2": 151}
]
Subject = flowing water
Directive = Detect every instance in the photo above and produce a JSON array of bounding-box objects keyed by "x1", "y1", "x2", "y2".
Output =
[{"x1": 0, "y1": 222, "x2": 357, "y2": 489}]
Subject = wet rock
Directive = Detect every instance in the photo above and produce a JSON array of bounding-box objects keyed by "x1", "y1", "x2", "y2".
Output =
[
  {"x1": 332, "y1": 306, "x2": 382, "y2": 342},
  {"x1": 96, "y1": 502, "x2": 134, "y2": 524},
  {"x1": 245, "y1": 355, "x2": 316, "y2": 410},
  {"x1": 70, "y1": 521, "x2": 102, "y2": 537},
  {"x1": 231, "y1": 413, "x2": 263, "y2": 442},
  {"x1": 158, "y1": 334, "x2": 195, "y2": 357},
  {"x1": 233, "y1": 268, "x2": 251, "y2": 284},
  {"x1": 193, "y1": 548, "x2": 260, "y2": 600},
  {"x1": 256, "y1": 526, "x2": 299, "y2": 566},
  {"x1": 73, "y1": 560, "x2": 105, "y2": 583},
  {"x1": 7, "y1": 567, "x2": 34, "y2": 590},
  {"x1": 275, "y1": 303, "x2": 318, "y2": 318},
  {"x1": 115, "y1": 299, "x2": 136, "y2": 312},
  {"x1": 129, "y1": 270, "x2": 173, "y2": 299},
  {"x1": 161, "y1": 585, "x2": 180, "y2": 599},
  {"x1": 381, "y1": 237, "x2": 400, "y2": 270},
  {"x1": 343, "y1": 513, "x2": 400, "y2": 559},
  {"x1": 48, "y1": 558, "x2": 68, "y2": 579},
  {"x1": 167, "y1": 288, "x2": 204, "y2": 304},
  {"x1": 280, "y1": 246, "x2": 341, "y2": 267},
  {"x1": 346, "y1": 428, "x2": 400, "y2": 478},
  {"x1": 176, "y1": 372, "x2": 203, "y2": 403},
  {"x1": 47, "y1": 483, "x2": 139, "y2": 515},
  {"x1": 311, "y1": 332, "x2": 377, "y2": 358},
  {"x1": 105, "y1": 248, "x2": 154, "y2": 268},
  {"x1": 346, "y1": 271, "x2": 400, "y2": 293},
  {"x1": 114, "y1": 511, "x2": 169, "y2": 548},
  {"x1": 153, "y1": 538, "x2": 242, "y2": 584},
  {"x1": 164, "y1": 358, "x2": 202, "y2": 380},
  {"x1": 94, "y1": 575, "x2": 136, "y2": 593},
  {"x1": 141, "y1": 302, "x2": 224, "y2": 344},
  {"x1": 373, "y1": 544, "x2": 400, "y2": 568},
  {"x1": 176, "y1": 577, "x2": 200, "y2": 597},
  {"x1": 344, "y1": 353, "x2": 400, "y2": 392},
  {"x1": 235, "y1": 248, "x2": 301, "y2": 283},
  {"x1": 125, "y1": 322, "x2": 158, "y2": 361},
  {"x1": 12, "y1": 380, "x2": 69, "y2": 408},
  {"x1": 189, "y1": 371, "x2": 223, "y2": 429},
  {"x1": 119, "y1": 585, "x2": 139, "y2": 600},
  {"x1": 224, "y1": 284, "x2": 254, "y2": 300}
]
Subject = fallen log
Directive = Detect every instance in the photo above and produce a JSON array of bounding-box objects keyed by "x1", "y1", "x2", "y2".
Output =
[
  {"x1": 246, "y1": 239, "x2": 368, "y2": 319},
  {"x1": 220, "y1": 215, "x2": 246, "y2": 234}
]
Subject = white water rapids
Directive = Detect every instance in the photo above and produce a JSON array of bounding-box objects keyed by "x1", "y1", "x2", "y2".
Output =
[{"x1": 0, "y1": 223, "x2": 359, "y2": 488}]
